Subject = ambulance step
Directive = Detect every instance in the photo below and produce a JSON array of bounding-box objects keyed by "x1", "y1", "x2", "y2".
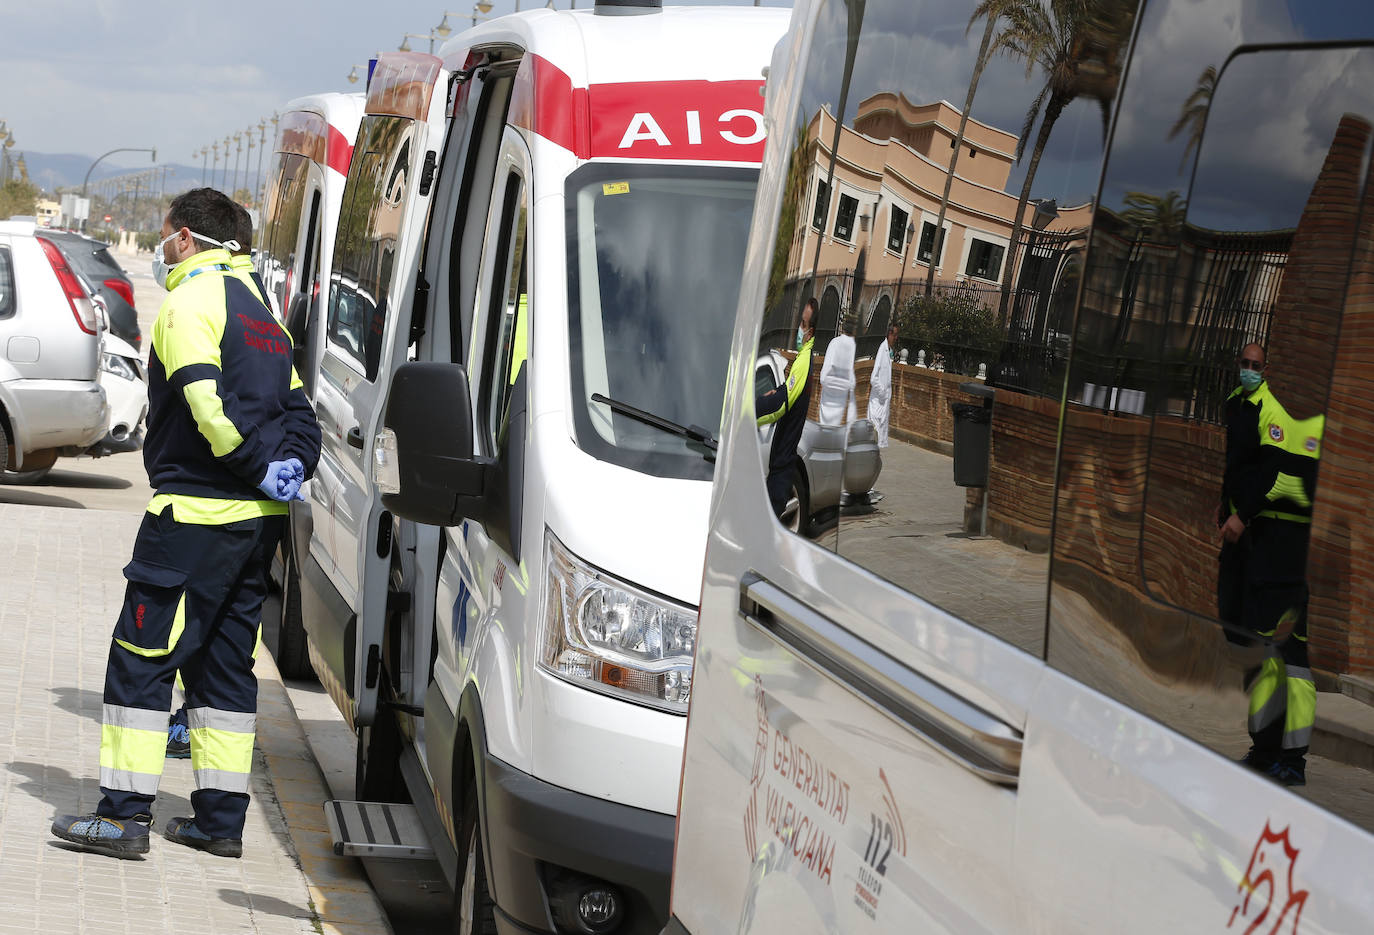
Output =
[{"x1": 324, "y1": 800, "x2": 435, "y2": 859}]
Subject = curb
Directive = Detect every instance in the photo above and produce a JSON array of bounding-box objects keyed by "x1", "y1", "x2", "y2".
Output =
[{"x1": 255, "y1": 648, "x2": 394, "y2": 935}]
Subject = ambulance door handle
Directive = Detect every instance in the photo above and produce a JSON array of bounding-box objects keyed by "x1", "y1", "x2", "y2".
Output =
[
  {"x1": 347, "y1": 426, "x2": 365, "y2": 450},
  {"x1": 738, "y1": 573, "x2": 1022, "y2": 786}
]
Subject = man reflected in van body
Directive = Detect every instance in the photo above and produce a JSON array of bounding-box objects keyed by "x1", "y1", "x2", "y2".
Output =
[
  {"x1": 868, "y1": 323, "x2": 897, "y2": 449},
  {"x1": 1217, "y1": 342, "x2": 1322, "y2": 787},
  {"x1": 757, "y1": 298, "x2": 816, "y2": 520},
  {"x1": 818, "y1": 312, "x2": 856, "y2": 426}
]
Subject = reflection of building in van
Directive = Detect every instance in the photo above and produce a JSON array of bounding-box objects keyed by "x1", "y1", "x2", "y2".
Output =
[{"x1": 764, "y1": 93, "x2": 1093, "y2": 394}]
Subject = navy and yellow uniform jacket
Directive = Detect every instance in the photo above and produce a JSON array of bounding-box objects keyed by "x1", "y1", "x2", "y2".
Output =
[
  {"x1": 229, "y1": 254, "x2": 272, "y2": 310},
  {"x1": 757, "y1": 336, "x2": 815, "y2": 477},
  {"x1": 145, "y1": 248, "x2": 320, "y2": 516},
  {"x1": 1221, "y1": 381, "x2": 1323, "y2": 525}
]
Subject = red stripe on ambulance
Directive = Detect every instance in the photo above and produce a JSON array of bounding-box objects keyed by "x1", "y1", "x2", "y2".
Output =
[
  {"x1": 326, "y1": 125, "x2": 353, "y2": 177},
  {"x1": 511, "y1": 53, "x2": 766, "y2": 162}
]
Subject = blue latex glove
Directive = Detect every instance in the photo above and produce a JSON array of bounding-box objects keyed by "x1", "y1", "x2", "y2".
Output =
[{"x1": 258, "y1": 458, "x2": 306, "y2": 502}]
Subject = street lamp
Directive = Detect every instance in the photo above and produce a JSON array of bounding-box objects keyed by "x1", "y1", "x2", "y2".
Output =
[
  {"x1": 346, "y1": 64, "x2": 363, "y2": 84},
  {"x1": 232, "y1": 131, "x2": 244, "y2": 198},
  {"x1": 81, "y1": 146, "x2": 157, "y2": 197},
  {"x1": 244, "y1": 130, "x2": 256, "y2": 205},
  {"x1": 221, "y1": 136, "x2": 233, "y2": 190},
  {"x1": 895, "y1": 219, "x2": 916, "y2": 309},
  {"x1": 399, "y1": 32, "x2": 442, "y2": 53},
  {"x1": 255, "y1": 119, "x2": 269, "y2": 210}
]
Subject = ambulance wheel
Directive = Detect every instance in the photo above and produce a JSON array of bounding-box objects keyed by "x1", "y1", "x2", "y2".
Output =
[
  {"x1": 454, "y1": 784, "x2": 497, "y2": 935},
  {"x1": 274, "y1": 547, "x2": 313, "y2": 680}
]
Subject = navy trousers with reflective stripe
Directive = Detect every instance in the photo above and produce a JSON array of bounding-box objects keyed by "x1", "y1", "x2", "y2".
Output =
[{"x1": 98, "y1": 506, "x2": 283, "y2": 839}]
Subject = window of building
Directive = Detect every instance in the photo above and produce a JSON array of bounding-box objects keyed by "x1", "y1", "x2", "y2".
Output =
[
  {"x1": 834, "y1": 193, "x2": 859, "y2": 241},
  {"x1": 812, "y1": 179, "x2": 830, "y2": 232},
  {"x1": 965, "y1": 237, "x2": 1005, "y2": 280},
  {"x1": 888, "y1": 205, "x2": 909, "y2": 253},
  {"x1": 917, "y1": 220, "x2": 946, "y2": 265}
]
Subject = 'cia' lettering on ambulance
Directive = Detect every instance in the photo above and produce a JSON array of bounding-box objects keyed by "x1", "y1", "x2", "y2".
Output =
[{"x1": 618, "y1": 108, "x2": 766, "y2": 149}]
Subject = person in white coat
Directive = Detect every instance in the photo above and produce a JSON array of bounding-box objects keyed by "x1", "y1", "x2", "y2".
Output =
[
  {"x1": 868, "y1": 324, "x2": 897, "y2": 448},
  {"x1": 818, "y1": 315, "x2": 857, "y2": 425}
]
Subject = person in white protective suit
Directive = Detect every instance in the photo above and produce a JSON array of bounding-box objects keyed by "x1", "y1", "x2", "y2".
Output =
[
  {"x1": 818, "y1": 315, "x2": 857, "y2": 425},
  {"x1": 868, "y1": 323, "x2": 897, "y2": 448}
]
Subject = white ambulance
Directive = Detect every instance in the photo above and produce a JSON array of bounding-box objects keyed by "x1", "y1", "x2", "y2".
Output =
[
  {"x1": 289, "y1": 3, "x2": 787, "y2": 932},
  {"x1": 668, "y1": 0, "x2": 1374, "y2": 932},
  {"x1": 255, "y1": 91, "x2": 364, "y2": 675}
]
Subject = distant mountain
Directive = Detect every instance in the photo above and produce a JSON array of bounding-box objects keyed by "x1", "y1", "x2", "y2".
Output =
[{"x1": 18, "y1": 151, "x2": 249, "y2": 196}]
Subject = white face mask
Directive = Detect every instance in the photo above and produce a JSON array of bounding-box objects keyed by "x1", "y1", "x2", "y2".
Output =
[
  {"x1": 152, "y1": 229, "x2": 241, "y2": 289},
  {"x1": 151, "y1": 231, "x2": 180, "y2": 289}
]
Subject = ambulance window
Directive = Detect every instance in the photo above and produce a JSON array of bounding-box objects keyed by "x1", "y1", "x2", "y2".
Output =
[
  {"x1": 327, "y1": 115, "x2": 417, "y2": 381},
  {"x1": 0, "y1": 247, "x2": 13, "y2": 319},
  {"x1": 752, "y1": 0, "x2": 1136, "y2": 657},
  {"x1": 328, "y1": 148, "x2": 381, "y2": 367},
  {"x1": 565, "y1": 163, "x2": 758, "y2": 482},
  {"x1": 479, "y1": 170, "x2": 528, "y2": 454},
  {"x1": 262, "y1": 153, "x2": 309, "y2": 316},
  {"x1": 1049, "y1": 43, "x2": 1374, "y2": 827}
]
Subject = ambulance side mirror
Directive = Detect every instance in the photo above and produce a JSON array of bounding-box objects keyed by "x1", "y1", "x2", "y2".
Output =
[{"x1": 379, "y1": 361, "x2": 491, "y2": 527}]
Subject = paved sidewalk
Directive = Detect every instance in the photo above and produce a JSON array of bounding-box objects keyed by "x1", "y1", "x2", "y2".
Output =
[{"x1": 0, "y1": 503, "x2": 389, "y2": 935}]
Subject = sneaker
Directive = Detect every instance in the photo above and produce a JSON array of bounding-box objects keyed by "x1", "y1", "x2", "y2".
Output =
[
  {"x1": 163, "y1": 816, "x2": 242, "y2": 858},
  {"x1": 51, "y1": 813, "x2": 150, "y2": 858},
  {"x1": 1267, "y1": 761, "x2": 1307, "y2": 787},
  {"x1": 1238, "y1": 747, "x2": 1274, "y2": 773},
  {"x1": 166, "y1": 722, "x2": 191, "y2": 759}
]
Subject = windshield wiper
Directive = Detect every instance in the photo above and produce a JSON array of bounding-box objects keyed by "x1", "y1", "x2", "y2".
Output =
[{"x1": 591, "y1": 393, "x2": 718, "y2": 459}]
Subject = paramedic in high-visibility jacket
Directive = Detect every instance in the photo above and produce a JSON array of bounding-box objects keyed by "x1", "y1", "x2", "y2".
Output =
[
  {"x1": 1217, "y1": 342, "x2": 1323, "y2": 788},
  {"x1": 51, "y1": 188, "x2": 321, "y2": 859},
  {"x1": 757, "y1": 298, "x2": 816, "y2": 521}
]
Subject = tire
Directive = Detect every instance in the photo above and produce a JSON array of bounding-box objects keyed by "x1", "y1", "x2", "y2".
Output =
[
  {"x1": 783, "y1": 468, "x2": 812, "y2": 537},
  {"x1": 0, "y1": 417, "x2": 9, "y2": 471},
  {"x1": 2, "y1": 464, "x2": 54, "y2": 485},
  {"x1": 453, "y1": 784, "x2": 497, "y2": 935},
  {"x1": 273, "y1": 546, "x2": 314, "y2": 680}
]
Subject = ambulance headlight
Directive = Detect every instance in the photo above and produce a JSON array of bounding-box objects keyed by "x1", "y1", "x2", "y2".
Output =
[{"x1": 540, "y1": 531, "x2": 695, "y2": 714}]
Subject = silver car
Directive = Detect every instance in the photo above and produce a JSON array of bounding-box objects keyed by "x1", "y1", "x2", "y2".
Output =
[
  {"x1": 756, "y1": 350, "x2": 882, "y2": 536},
  {"x1": 0, "y1": 220, "x2": 108, "y2": 479}
]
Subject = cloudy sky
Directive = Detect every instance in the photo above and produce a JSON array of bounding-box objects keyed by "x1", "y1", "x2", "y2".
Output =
[{"x1": 0, "y1": 0, "x2": 789, "y2": 170}]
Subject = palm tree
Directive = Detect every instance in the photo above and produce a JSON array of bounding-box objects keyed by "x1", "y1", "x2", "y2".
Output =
[
  {"x1": 1168, "y1": 64, "x2": 1217, "y2": 171},
  {"x1": 924, "y1": 4, "x2": 1008, "y2": 298},
  {"x1": 1120, "y1": 190, "x2": 1187, "y2": 236},
  {"x1": 986, "y1": 0, "x2": 1137, "y2": 327}
]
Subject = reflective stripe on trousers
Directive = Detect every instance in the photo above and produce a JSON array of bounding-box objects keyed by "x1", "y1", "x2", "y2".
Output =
[
  {"x1": 1247, "y1": 655, "x2": 1315, "y2": 751},
  {"x1": 187, "y1": 706, "x2": 255, "y2": 794},
  {"x1": 99, "y1": 703, "x2": 169, "y2": 795}
]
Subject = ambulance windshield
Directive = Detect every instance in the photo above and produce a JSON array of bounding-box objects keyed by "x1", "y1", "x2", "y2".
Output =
[{"x1": 567, "y1": 163, "x2": 758, "y2": 481}]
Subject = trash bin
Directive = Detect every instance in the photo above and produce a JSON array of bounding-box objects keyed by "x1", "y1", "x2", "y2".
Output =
[{"x1": 951, "y1": 402, "x2": 991, "y2": 487}]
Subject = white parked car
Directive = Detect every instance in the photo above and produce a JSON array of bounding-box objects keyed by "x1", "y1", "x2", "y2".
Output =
[
  {"x1": 0, "y1": 219, "x2": 107, "y2": 482},
  {"x1": 92, "y1": 330, "x2": 146, "y2": 458}
]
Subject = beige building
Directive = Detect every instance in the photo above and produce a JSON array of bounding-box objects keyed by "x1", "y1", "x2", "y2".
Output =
[
  {"x1": 35, "y1": 197, "x2": 60, "y2": 227},
  {"x1": 782, "y1": 93, "x2": 1091, "y2": 336}
]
